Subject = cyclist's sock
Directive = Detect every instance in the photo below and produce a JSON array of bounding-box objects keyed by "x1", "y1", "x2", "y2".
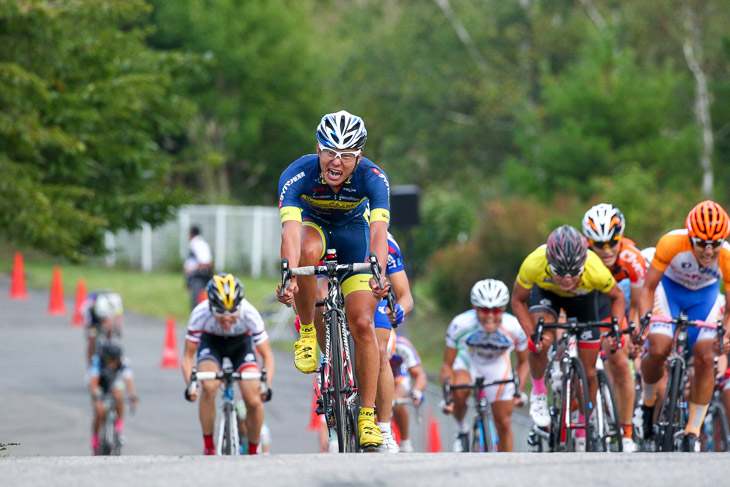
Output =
[
  {"x1": 621, "y1": 424, "x2": 633, "y2": 439},
  {"x1": 531, "y1": 375, "x2": 547, "y2": 395},
  {"x1": 642, "y1": 380, "x2": 657, "y2": 407},
  {"x1": 114, "y1": 418, "x2": 124, "y2": 435},
  {"x1": 377, "y1": 422, "x2": 391, "y2": 435},
  {"x1": 91, "y1": 434, "x2": 99, "y2": 453},
  {"x1": 455, "y1": 416, "x2": 468, "y2": 434},
  {"x1": 685, "y1": 402, "x2": 709, "y2": 436},
  {"x1": 203, "y1": 434, "x2": 215, "y2": 451},
  {"x1": 299, "y1": 322, "x2": 316, "y2": 337},
  {"x1": 248, "y1": 441, "x2": 258, "y2": 455}
]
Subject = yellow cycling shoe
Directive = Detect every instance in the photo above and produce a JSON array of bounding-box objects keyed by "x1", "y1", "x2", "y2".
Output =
[
  {"x1": 358, "y1": 408, "x2": 383, "y2": 450},
  {"x1": 293, "y1": 335, "x2": 317, "y2": 374}
]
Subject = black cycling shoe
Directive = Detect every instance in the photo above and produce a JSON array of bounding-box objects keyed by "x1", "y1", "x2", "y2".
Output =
[
  {"x1": 681, "y1": 433, "x2": 700, "y2": 452},
  {"x1": 641, "y1": 404, "x2": 655, "y2": 440}
]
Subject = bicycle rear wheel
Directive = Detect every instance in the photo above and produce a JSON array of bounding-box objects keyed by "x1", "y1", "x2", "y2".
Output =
[
  {"x1": 559, "y1": 358, "x2": 592, "y2": 452},
  {"x1": 595, "y1": 369, "x2": 622, "y2": 452},
  {"x1": 655, "y1": 360, "x2": 683, "y2": 452},
  {"x1": 471, "y1": 411, "x2": 493, "y2": 452}
]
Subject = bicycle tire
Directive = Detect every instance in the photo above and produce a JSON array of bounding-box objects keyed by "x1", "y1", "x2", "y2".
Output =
[
  {"x1": 328, "y1": 310, "x2": 348, "y2": 452},
  {"x1": 221, "y1": 402, "x2": 234, "y2": 455},
  {"x1": 472, "y1": 411, "x2": 492, "y2": 452},
  {"x1": 701, "y1": 401, "x2": 730, "y2": 452},
  {"x1": 595, "y1": 369, "x2": 622, "y2": 452},
  {"x1": 656, "y1": 359, "x2": 683, "y2": 452},
  {"x1": 559, "y1": 358, "x2": 592, "y2": 452}
]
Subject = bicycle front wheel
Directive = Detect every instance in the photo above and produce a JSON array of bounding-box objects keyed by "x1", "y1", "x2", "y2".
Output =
[
  {"x1": 700, "y1": 400, "x2": 730, "y2": 452},
  {"x1": 472, "y1": 411, "x2": 493, "y2": 452},
  {"x1": 327, "y1": 310, "x2": 348, "y2": 452},
  {"x1": 559, "y1": 358, "x2": 592, "y2": 452},
  {"x1": 220, "y1": 402, "x2": 238, "y2": 455},
  {"x1": 656, "y1": 359, "x2": 683, "y2": 452},
  {"x1": 596, "y1": 369, "x2": 622, "y2": 452}
]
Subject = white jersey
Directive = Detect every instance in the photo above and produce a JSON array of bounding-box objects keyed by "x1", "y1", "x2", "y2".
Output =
[
  {"x1": 184, "y1": 235, "x2": 212, "y2": 274},
  {"x1": 185, "y1": 299, "x2": 268, "y2": 345},
  {"x1": 446, "y1": 310, "x2": 527, "y2": 363}
]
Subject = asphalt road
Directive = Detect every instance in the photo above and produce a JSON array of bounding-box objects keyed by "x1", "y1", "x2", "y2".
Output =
[{"x1": 3, "y1": 276, "x2": 730, "y2": 486}]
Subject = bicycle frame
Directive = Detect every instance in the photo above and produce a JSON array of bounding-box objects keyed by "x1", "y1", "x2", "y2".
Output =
[
  {"x1": 646, "y1": 313, "x2": 724, "y2": 452},
  {"x1": 282, "y1": 250, "x2": 381, "y2": 452},
  {"x1": 190, "y1": 366, "x2": 265, "y2": 455},
  {"x1": 443, "y1": 376, "x2": 518, "y2": 452}
]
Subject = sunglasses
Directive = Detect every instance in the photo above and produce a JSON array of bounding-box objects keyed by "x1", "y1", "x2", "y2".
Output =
[
  {"x1": 691, "y1": 237, "x2": 725, "y2": 249},
  {"x1": 318, "y1": 144, "x2": 361, "y2": 163},
  {"x1": 212, "y1": 306, "x2": 239, "y2": 317},
  {"x1": 477, "y1": 307, "x2": 504, "y2": 315},
  {"x1": 589, "y1": 235, "x2": 622, "y2": 249},
  {"x1": 549, "y1": 264, "x2": 584, "y2": 279}
]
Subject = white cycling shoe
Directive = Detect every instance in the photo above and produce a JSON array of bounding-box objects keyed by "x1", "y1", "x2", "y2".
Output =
[
  {"x1": 622, "y1": 437, "x2": 638, "y2": 453},
  {"x1": 381, "y1": 432, "x2": 400, "y2": 453},
  {"x1": 529, "y1": 393, "x2": 551, "y2": 428}
]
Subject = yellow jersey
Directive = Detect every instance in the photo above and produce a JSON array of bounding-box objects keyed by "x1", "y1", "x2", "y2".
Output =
[{"x1": 516, "y1": 245, "x2": 616, "y2": 298}]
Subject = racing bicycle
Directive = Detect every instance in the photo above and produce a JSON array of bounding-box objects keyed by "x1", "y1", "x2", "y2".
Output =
[
  {"x1": 281, "y1": 250, "x2": 383, "y2": 452},
  {"x1": 187, "y1": 364, "x2": 269, "y2": 455},
  {"x1": 443, "y1": 376, "x2": 520, "y2": 452}
]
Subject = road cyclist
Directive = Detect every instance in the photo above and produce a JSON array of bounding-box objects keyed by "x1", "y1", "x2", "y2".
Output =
[
  {"x1": 440, "y1": 279, "x2": 528, "y2": 452},
  {"x1": 511, "y1": 224, "x2": 625, "y2": 451},
  {"x1": 183, "y1": 273, "x2": 274, "y2": 455},
  {"x1": 633, "y1": 200, "x2": 730, "y2": 452},
  {"x1": 276, "y1": 110, "x2": 391, "y2": 450}
]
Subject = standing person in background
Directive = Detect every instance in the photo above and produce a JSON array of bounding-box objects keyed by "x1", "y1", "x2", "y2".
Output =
[{"x1": 184, "y1": 225, "x2": 213, "y2": 310}]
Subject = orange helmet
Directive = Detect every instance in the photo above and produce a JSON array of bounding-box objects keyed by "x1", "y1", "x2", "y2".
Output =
[{"x1": 686, "y1": 200, "x2": 730, "y2": 241}]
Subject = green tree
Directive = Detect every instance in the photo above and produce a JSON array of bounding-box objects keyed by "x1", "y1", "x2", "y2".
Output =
[
  {"x1": 148, "y1": 0, "x2": 324, "y2": 204},
  {"x1": 0, "y1": 0, "x2": 199, "y2": 261}
]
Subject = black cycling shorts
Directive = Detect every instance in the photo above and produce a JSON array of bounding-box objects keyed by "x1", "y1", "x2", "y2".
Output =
[
  {"x1": 196, "y1": 333, "x2": 257, "y2": 372},
  {"x1": 528, "y1": 287, "x2": 611, "y2": 342}
]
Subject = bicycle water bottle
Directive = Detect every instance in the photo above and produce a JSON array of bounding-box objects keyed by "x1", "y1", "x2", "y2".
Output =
[{"x1": 225, "y1": 387, "x2": 234, "y2": 401}]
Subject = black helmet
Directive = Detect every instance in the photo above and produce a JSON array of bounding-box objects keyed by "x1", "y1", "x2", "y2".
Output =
[
  {"x1": 101, "y1": 341, "x2": 123, "y2": 361},
  {"x1": 206, "y1": 273, "x2": 244, "y2": 314},
  {"x1": 546, "y1": 225, "x2": 588, "y2": 277}
]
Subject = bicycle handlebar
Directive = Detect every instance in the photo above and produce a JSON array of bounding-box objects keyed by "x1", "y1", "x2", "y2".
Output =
[
  {"x1": 187, "y1": 366, "x2": 272, "y2": 402},
  {"x1": 442, "y1": 376, "x2": 520, "y2": 410},
  {"x1": 532, "y1": 316, "x2": 620, "y2": 348},
  {"x1": 637, "y1": 313, "x2": 725, "y2": 354}
]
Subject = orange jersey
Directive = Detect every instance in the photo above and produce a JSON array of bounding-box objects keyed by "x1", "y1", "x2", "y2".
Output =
[
  {"x1": 652, "y1": 229, "x2": 730, "y2": 291},
  {"x1": 608, "y1": 237, "x2": 647, "y2": 289}
]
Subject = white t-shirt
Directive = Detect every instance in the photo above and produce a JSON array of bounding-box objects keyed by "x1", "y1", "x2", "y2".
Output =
[{"x1": 184, "y1": 235, "x2": 212, "y2": 274}]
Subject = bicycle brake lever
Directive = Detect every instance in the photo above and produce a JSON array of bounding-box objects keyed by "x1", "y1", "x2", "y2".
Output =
[{"x1": 280, "y1": 259, "x2": 291, "y2": 298}]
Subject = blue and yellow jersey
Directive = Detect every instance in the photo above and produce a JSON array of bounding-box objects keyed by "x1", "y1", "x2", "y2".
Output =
[
  {"x1": 516, "y1": 245, "x2": 616, "y2": 298},
  {"x1": 278, "y1": 154, "x2": 390, "y2": 227}
]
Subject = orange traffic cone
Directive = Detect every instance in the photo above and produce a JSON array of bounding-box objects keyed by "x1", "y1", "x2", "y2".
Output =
[
  {"x1": 71, "y1": 279, "x2": 87, "y2": 327},
  {"x1": 9, "y1": 252, "x2": 27, "y2": 300},
  {"x1": 426, "y1": 410, "x2": 442, "y2": 453},
  {"x1": 160, "y1": 316, "x2": 180, "y2": 369},
  {"x1": 48, "y1": 266, "x2": 66, "y2": 315}
]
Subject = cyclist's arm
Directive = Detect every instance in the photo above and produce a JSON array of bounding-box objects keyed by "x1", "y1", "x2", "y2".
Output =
[
  {"x1": 182, "y1": 339, "x2": 198, "y2": 386},
  {"x1": 408, "y1": 363, "x2": 428, "y2": 395},
  {"x1": 511, "y1": 280, "x2": 535, "y2": 336},
  {"x1": 89, "y1": 374, "x2": 101, "y2": 399},
  {"x1": 605, "y1": 282, "x2": 626, "y2": 322},
  {"x1": 389, "y1": 270, "x2": 414, "y2": 316},
  {"x1": 369, "y1": 220, "x2": 390, "y2": 296},
  {"x1": 628, "y1": 286, "x2": 640, "y2": 327},
  {"x1": 639, "y1": 265, "x2": 663, "y2": 319},
  {"x1": 256, "y1": 339, "x2": 275, "y2": 390},
  {"x1": 440, "y1": 346, "x2": 458, "y2": 386},
  {"x1": 124, "y1": 375, "x2": 138, "y2": 404}
]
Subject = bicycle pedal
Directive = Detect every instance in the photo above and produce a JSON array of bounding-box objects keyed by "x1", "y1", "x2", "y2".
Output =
[{"x1": 315, "y1": 405, "x2": 324, "y2": 415}]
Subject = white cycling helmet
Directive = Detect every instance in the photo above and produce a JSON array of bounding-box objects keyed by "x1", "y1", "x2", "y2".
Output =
[
  {"x1": 470, "y1": 279, "x2": 510, "y2": 308},
  {"x1": 582, "y1": 203, "x2": 625, "y2": 242},
  {"x1": 93, "y1": 294, "x2": 113, "y2": 320},
  {"x1": 316, "y1": 110, "x2": 367, "y2": 150}
]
